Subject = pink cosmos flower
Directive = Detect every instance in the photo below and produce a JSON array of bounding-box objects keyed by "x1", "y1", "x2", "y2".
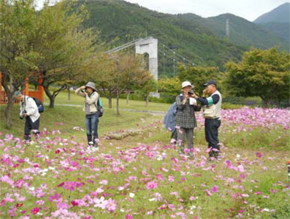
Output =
[
  {"x1": 31, "y1": 207, "x2": 39, "y2": 215},
  {"x1": 94, "y1": 196, "x2": 108, "y2": 209},
  {"x1": 211, "y1": 186, "x2": 219, "y2": 193},
  {"x1": 106, "y1": 198, "x2": 117, "y2": 212},
  {"x1": 168, "y1": 175, "x2": 174, "y2": 182},
  {"x1": 146, "y1": 181, "x2": 157, "y2": 190},
  {"x1": 100, "y1": 180, "x2": 108, "y2": 185},
  {"x1": 256, "y1": 152, "x2": 262, "y2": 158}
]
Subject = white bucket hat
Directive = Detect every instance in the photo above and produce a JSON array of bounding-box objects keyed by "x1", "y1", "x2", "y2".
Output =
[
  {"x1": 85, "y1": 82, "x2": 96, "y2": 91},
  {"x1": 181, "y1": 81, "x2": 193, "y2": 89}
]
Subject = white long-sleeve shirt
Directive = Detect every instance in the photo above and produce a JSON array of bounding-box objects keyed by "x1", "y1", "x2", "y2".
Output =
[{"x1": 20, "y1": 96, "x2": 40, "y2": 122}]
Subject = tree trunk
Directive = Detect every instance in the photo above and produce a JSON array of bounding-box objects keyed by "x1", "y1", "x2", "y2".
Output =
[
  {"x1": 116, "y1": 89, "x2": 120, "y2": 116},
  {"x1": 108, "y1": 91, "x2": 113, "y2": 109},
  {"x1": 2, "y1": 77, "x2": 15, "y2": 129},
  {"x1": 42, "y1": 84, "x2": 67, "y2": 108},
  {"x1": 126, "y1": 92, "x2": 130, "y2": 106},
  {"x1": 43, "y1": 85, "x2": 55, "y2": 108},
  {"x1": 67, "y1": 87, "x2": 71, "y2": 102},
  {"x1": 145, "y1": 95, "x2": 149, "y2": 107},
  {"x1": 5, "y1": 97, "x2": 14, "y2": 129}
]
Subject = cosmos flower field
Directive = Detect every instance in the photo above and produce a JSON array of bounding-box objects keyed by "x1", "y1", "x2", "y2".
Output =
[{"x1": 0, "y1": 107, "x2": 289, "y2": 219}]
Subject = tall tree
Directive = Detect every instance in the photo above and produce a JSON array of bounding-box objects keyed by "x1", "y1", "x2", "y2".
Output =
[
  {"x1": 224, "y1": 48, "x2": 290, "y2": 107},
  {"x1": 34, "y1": 0, "x2": 98, "y2": 108},
  {"x1": 0, "y1": 0, "x2": 39, "y2": 128},
  {"x1": 137, "y1": 78, "x2": 158, "y2": 107},
  {"x1": 113, "y1": 53, "x2": 152, "y2": 115}
]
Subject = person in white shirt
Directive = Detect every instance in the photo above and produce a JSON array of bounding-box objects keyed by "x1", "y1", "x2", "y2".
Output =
[{"x1": 14, "y1": 91, "x2": 41, "y2": 141}]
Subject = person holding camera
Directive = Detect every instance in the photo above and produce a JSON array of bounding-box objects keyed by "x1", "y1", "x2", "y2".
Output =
[
  {"x1": 192, "y1": 80, "x2": 222, "y2": 159},
  {"x1": 14, "y1": 91, "x2": 41, "y2": 142},
  {"x1": 175, "y1": 81, "x2": 200, "y2": 158},
  {"x1": 75, "y1": 82, "x2": 100, "y2": 147}
]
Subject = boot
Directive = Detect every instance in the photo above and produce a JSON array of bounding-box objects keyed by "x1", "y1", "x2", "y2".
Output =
[{"x1": 87, "y1": 134, "x2": 92, "y2": 146}]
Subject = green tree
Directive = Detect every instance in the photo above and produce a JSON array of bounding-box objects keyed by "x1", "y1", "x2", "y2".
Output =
[
  {"x1": 224, "y1": 48, "x2": 290, "y2": 107},
  {"x1": 0, "y1": 0, "x2": 39, "y2": 128},
  {"x1": 136, "y1": 76, "x2": 157, "y2": 107},
  {"x1": 177, "y1": 65, "x2": 221, "y2": 95},
  {"x1": 158, "y1": 77, "x2": 181, "y2": 97},
  {"x1": 34, "y1": 0, "x2": 97, "y2": 108},
  {"x1": 112, "y1": 53, "x2": 152, "y2": 115}
]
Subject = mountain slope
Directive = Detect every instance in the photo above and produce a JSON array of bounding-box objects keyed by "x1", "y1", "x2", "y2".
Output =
[
  {"x1": 178, "y1": 13, "x2": 288, "y2": 51},
  {"x1": 79, "y1": 0, "x2": 244, "y2": 74},
  {"x1": 254, "y1": 3, "x2": 290, "y2": 44},
  {"x1": 254, "y1": 3, "x2": 290, "y2": 24}
]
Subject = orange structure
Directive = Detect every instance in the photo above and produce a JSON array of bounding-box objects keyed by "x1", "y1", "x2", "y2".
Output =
[{"x1": 0, "y1": 73, "x2": 44, "y2": 104}]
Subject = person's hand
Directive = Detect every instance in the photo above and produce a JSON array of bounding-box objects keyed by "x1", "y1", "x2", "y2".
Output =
[
  {"x1": 192, "y1": 93, "x2": 198, "y2": 99},
  {"x1": 202, "y1": 88, "x2": 207, "y2": 97},
  {"x1": 23, "y1": 113, "x2": 28, "y2": 118},
  {"x1": 81, "y1": 86, "x2": 86, "y2": 90}
]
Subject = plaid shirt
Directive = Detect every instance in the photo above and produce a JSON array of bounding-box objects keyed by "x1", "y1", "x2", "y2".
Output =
[{"x1": 175, "y1": 94, "x2": 199, "y2": 128}]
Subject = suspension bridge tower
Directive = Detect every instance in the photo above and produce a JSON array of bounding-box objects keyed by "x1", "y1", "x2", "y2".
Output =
[{"x1": 135, "y1": 37, "x2": 158, "y2": 81}]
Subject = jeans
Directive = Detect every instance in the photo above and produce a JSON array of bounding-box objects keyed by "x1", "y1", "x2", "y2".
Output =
[
  {"x1": 85, "y1": 113, "x2": 99, "y2": 145},
  {"x1": 205, "y1": 118, "x2": 221, "y2": 150},
  {"x1": 24, "y1": 117, "x2": 40, "y2": 141}
]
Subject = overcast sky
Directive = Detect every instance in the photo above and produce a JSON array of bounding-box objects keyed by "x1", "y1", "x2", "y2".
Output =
[
  {"x1": 125, "y1": 0, "x2": 290, "y2": 21},
  {"x1": 36, "y1": 0, "x2": 290, "y2": 21}
]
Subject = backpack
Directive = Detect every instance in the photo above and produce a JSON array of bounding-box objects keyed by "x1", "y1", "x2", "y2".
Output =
[
  {"x1": 163, "y1": 102, "x2": 177, "y2": 132},
  {"x1": 96, "y1": 98, "x2": 103, "y2": 117},
  {"x1": 32, "y1": 97, "x2": 44, "y2": 113}
]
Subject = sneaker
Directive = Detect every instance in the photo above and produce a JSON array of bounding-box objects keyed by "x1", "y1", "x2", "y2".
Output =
[{"x1": 88, "y1": 141, "x2": 94, "y2": 147}]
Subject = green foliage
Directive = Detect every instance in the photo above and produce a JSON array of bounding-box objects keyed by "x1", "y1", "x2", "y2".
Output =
[
  {"x1": 180, "y1": 13, "x2": 289, "y2": 51},
  {"x1": 0, "y1": 0, "x2": 39, "y2": 87},
  {"x1": 34, "y1": 0, "x2": 98, "y2": 107},
  {"x1": 158, "y1": 77, "x2": 181, "y2": 97},
  {"x1": 224, "y1": 48, "x2": 290, "y2": 106},
  {"x1": 177, "y1": 65, "x2": 222, "y2": 94},
  {"x1": 78, "y1": 0, "x2": 245, "y2": 72}
]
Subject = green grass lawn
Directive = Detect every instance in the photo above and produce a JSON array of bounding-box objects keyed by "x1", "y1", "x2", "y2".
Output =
[{"x1": 47, "y1": 91, "x2": 171, "y2": 112}]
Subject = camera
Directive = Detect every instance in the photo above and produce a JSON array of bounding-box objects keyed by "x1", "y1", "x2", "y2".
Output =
[
  {"x1": 188, "y1": 91, "x2": 194, "y2": 96},
  {"x1": 19, "y1": 110, "x2": 27, "y2": 120}
]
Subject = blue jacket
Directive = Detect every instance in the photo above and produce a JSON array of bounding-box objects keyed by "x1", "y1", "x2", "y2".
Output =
[{"x1": 163, "y1": 102, "x2": 177, "y2": 133}]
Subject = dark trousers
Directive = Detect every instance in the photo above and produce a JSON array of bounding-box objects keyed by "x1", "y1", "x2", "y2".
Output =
[
  {"x1": 24, "y1": 117, "x2": 40, "y2": 140},
  {"x1": 205, "y1": 118, "x2": 221, "y2": 150},
  {"x1": 85, "y1": 113, "x2": 99, "y2": 145},
  {"x1": 177, "y1": 127, "x2": 194, "y2": 150},
  {"x1": 171, "y1": 129, "x2": 177, "y2": 141}
]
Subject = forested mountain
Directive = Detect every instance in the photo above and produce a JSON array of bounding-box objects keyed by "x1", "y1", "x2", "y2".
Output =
[
  {"x1": 76, "y1": 0, "x2": 288, "y2": 76},
  {"x1": 254, "y1": 3, "x2": 290, "y2": 43}
]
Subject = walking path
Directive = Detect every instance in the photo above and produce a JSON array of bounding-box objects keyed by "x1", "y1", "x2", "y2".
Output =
[{"x1": 45, "y1": 103, "x2": 166, "y2": 115}]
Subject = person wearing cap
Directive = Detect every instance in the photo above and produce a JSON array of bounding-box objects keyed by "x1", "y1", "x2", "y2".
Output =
[
  {"x1": 14, "y1": 91, "x2": 41, "y2": 141},
  {"x1": 192, "y1": 80, "x2": 222, "y2": 159},
  {"x1": 75, "y1": 82, "x2": 100, "y2": 147},
  {"x1": 175, "y1": 81, "x2": 200, "y2": 158}
]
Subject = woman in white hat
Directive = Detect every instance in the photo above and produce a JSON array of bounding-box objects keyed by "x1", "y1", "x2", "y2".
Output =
[
  {"x1": 175, "y1": 81, "x2": 200, "y2": 158},
  {"x1": 75, "y1": 82, "x2": 100, "y2": 147}
]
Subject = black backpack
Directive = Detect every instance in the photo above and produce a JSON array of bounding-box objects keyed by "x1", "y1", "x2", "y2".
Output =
[
  {"x1": 96, "y1": 98, "x2": 103, "y2": 117},
  {"x1": 31, "y1": 97, "x2": 44, "y2": 113}
]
